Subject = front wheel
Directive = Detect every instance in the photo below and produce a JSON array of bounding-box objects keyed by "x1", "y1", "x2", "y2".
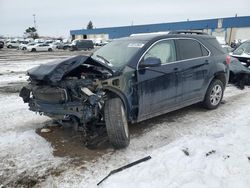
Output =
[
  {"x1": 48, "y1": 48, "x2": 52, "y2": 52},
  {"x1": 203, "y1": 79, "x2": 224, "y2": 109},
  {"x1": 104, "y1": 98, "x2": 130, "y2": 148}
]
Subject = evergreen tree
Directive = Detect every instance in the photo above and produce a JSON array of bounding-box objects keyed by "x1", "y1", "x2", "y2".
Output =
[{"x1": 87, "y1": 21, "x2": 93, "y2": 29}]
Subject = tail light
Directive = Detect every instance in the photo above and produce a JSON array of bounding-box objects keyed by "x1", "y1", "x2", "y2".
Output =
[{"x1": 226, "y1": 55, "x2": 231, "y2": 65}]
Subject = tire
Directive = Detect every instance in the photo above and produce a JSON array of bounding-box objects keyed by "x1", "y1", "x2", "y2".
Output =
[
  {"x1": 104, "y1": 98, "x2": 130, "y2": 148},
  {"x1": 7, "y1": 45, "x2": 12, "y2": 48},
  {"x1": 48, "y1": 48, "x2": 52, "y2": 52},
  {"x1": 31, "y1": 48, "x2": 36, "y2": 52},
  {"x1": 23, "y1": 47, "x2": 27, "y2": 50},
  {"x1": 203, "y1": 79, "x2": 224, "y2": 109}
]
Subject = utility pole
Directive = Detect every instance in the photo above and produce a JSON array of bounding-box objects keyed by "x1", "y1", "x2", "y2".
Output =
[{"x1": 33, "y1": 14, "x2": 37, "y2": 29}]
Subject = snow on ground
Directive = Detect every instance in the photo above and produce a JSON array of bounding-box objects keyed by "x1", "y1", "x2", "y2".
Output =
[
  {"x1": 0, "y1": 93, "x2": 66, "y2": 187},
  {"x1": 0, "y1": 58, "x2": 250, "y2": 188},
  {"x1": 0, "y1": 59, "x2": 66, "y2": 187},
  {"x1": 39, "y1": 86, "x2": 250, "y2": 188}
]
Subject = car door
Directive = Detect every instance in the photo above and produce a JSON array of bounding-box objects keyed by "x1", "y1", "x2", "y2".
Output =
[
  {"x1": 137, "y1": 39, "x2": 180, "y2": 121},
  {"x1": 37, "y1": 44, "x2": 43, "y2": 51},
  {"x1": 43, "y1": 44, "x2": 50, "y2": 51},
  {"x1": 175, "y1": 38, "x2": 210, "y2": 102}
]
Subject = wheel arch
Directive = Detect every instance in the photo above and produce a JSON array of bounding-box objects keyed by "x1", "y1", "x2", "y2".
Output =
[
  {"x1": 104, "y1": 87, "x2": 131, "y2": 121},
  {"x1": 213, "y1": 72, "x2": 227, "y2": 88},
  {"x1": 203, "y1": 71, "x2": 227, "y2": 101}
]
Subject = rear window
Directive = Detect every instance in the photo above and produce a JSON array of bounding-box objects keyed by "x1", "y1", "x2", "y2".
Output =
[{"x1": 177, "y1": 39, "x2": 209, "y2": 60}]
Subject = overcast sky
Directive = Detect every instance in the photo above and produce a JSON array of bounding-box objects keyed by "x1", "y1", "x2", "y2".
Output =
[{"x1": 0, "y1": 0, "x2": 249, "y2": 38}]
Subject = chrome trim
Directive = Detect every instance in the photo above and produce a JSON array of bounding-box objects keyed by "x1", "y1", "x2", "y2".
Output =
[{"x1": 136, "y1": 37, "x2": 211, "y2": 70}]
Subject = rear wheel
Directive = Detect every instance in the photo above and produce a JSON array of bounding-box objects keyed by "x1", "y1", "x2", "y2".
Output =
[
  {"x1": 203, "y1": 79, "x2": 224, "y2": 109},
  {"x1": 48, "y1": 48, "x2": 52, "y2": 52},
  {"x1": 104, "y1": 98, "x2": 130, "y2": 148}
]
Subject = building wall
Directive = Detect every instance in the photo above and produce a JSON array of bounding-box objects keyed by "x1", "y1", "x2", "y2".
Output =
[
  {"x1": 234, "y1": 28, "x2": 250, "y2": 41},
  {"x1": 70, "y1": 16, "x2": 250, "y2": 43}
]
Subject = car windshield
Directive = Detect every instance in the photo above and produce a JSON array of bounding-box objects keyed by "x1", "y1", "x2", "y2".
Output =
[
  {"x1": 91, "y1": 39, "x2": 146, "y2": 70},
  {"x1": 233, "y1": 42, "x2": 250, "y2": 55}
]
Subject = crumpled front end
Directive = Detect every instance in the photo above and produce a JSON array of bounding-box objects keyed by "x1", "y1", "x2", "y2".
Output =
[{"x1": 19, "y1": 55, "x2": 112, "y2": 126}]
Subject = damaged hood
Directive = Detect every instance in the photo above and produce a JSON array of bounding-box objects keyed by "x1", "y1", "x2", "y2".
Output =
[{"x1": 28, "y1": 55, "x2": 114, "y2": 82}]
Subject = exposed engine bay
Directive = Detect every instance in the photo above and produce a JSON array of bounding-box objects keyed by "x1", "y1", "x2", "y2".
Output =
[{"x1": 20, "y1": 55, "x2": 117, "y2": 146}]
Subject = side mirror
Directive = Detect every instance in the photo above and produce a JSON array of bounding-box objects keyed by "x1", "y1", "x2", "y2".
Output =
[{"x1": 139, "y1": 57, "x2": 161, "y2": 68}]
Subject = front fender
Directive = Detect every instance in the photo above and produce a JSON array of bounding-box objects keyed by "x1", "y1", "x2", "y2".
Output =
[{"x1": 103, "y1": 86, "x2": 132, "y2": 120}]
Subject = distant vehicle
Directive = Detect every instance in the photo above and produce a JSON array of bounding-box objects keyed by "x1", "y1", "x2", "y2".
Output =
[
  {"x1": 27, "y1": 43, "x2": 53, "y2": 52},
  {"x1": 34, "y1": 39, "x2": 45, "y2": 43},
  {"x1": 70, "y1": 39, "x2": 94, "y2": 51},
  {"x1": 45, "y1": 40, "x2": 54, "y2": 44},
  {"x1": 0, "y1": 41, "x2": 4, "y2": 49},
  {"x1": 6, "y1": 41, "x2": 19, "y2": 48},
  {"x1": 51, "y1": 41, "x2": 64, "y2": 49},
  {"x1": 19, "y1": 42, "x2": 36, "y2": 50},
  {"x1": 62, "y1": 43, "x2": 71, "y2": 50},
  {"x1": 18, "y1": 41, "x2": 29, "y2": 50},
  {"x1": 230, "y1": 40, "x2": 250, "y2": 66}
]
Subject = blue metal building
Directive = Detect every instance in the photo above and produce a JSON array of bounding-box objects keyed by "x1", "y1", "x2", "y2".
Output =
[{"x1": 70, "y1": 16, "x2": 250, "y2": 42}]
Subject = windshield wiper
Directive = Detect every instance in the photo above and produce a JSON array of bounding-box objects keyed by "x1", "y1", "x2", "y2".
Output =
[{"x1": 96, "y1": 55, "x2": 112, "y2": 66}]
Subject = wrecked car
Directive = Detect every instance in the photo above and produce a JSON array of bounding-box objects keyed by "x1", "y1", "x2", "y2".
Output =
[
  {"x1": 20, "y1": 31, "x2": 230, "y2": 148},
  {"x1": 230, "y1": 40, "x2": 250, "y2": 67},
  {"x1": 229, "y1": 57, "x2": 250, "y2": 89}
]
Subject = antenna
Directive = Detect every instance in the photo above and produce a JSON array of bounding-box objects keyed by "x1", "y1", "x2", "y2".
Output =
[{"x1": 33, "y1": 14, "x2": 37, "y2": 29}]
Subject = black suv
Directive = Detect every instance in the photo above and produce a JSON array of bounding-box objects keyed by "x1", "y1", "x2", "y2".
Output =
[
  {"x1": 20, "y1": 31, "x2": 230, "y2": 148},
  {"x1": 70, "y1": 39, "x2": 94, "y2": 51}
]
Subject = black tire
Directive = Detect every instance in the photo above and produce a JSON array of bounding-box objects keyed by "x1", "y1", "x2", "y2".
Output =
[
  {"x1": 23, "y1": 47, "x2": 27, "y2": 50},
  {"x1": 63, "y1": 46, "x2": 67, "y2": 50},
  {"x1": 104, "y1": 98, "x2": 130, "y2": 148},
  {"x1": 7, "y1": 45, "x2": 12, "y2": 48},
  {"x1": 48, "y1": 48, "x2": 52, "y2": 52},
  {"x1": 203, "y1": 79, "x2": 224, "y2": 109},
  {"x1": 31, "y1": 48, "x2": 36, "y2": 52}
]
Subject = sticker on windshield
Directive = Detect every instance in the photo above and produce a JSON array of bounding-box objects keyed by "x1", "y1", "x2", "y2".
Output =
[{"x1": 128, "y1": 43, "x2": 144, "y2": 48}]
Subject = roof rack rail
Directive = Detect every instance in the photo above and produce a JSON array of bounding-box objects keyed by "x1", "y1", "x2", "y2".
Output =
[{"x1": 168, "y1": 30, "x2": 208, "y2": 35}]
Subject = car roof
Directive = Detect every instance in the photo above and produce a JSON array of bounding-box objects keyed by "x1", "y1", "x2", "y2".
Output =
[{"x1": 119, "y1": 32, "x2": 215, "y2": 42}]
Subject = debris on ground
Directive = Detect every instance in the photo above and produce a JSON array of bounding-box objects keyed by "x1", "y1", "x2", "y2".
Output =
[
  {"x1": 205, "y1": 150, "x2": 216, "y2": 157},
  {"x1": 97, "y1": 156, "x2": 151, "y2": 186},
  {"x1": 182, "y1": 148, "x2": 189, "y2": 156}
]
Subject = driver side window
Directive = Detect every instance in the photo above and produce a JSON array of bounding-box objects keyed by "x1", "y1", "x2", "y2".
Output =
[{"x1": 144, "y1": 40, "x2": 176, "y2": 64}]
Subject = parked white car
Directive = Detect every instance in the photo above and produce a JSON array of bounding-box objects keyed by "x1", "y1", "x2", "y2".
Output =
[
  {"x1": 18, "y1": 41, "x2": 30, "y2": 50},
  {"x1": 27, "y1": 43, "x2": 53, "y2": 52},
  {"x1": 6, "y1": 41, "x2": 20, "y2": 48}
]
